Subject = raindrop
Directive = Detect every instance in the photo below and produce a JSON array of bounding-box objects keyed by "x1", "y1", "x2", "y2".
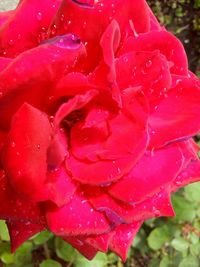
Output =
[
  {"x1": 153, "y1": 209, "x2": 161, "y2": 217},
  {"x1": 51, "y1": 24, "x2": 57, "y2": 36},
  {"x1": 17, "y1": 170, "x2": 22, "y2": 177},
  {"x1": 10, "y1": 141, "x2": 16, "y2": 148},
  {"x1": 8, "y1": 39, "x2": 14, "y2": 46},
  {"x1": 146, "y1": 60, "x2": 152, "y2": 68},
  {"x1": 37, "y1": 144, "x2": 41, "y2": 150},
  {"x1": 36, "y1": 12, "x2": 42, "y2": 21}
]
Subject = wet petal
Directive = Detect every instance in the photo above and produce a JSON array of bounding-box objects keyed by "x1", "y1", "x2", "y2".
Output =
[
  {"x1": 0, "y1": 0, "x2": 62, "y2": 57},
  {"x1": 109, "y1": 221, "x2": 142, "y2": 262},
  {"x1": 0, "y1": 34, "x2": 86, "y2": 129},
  {"x1": 115, "y1": 51, "x2": 171, "y2": 102},
  {"x1": 119, "y1": 30, "x2": 188, "y2": 75},
  {"x1": 3, "y1": 103, "x2": 52, "y2": 201},
  {"x1": 66, "y1": 154, "x2": 142, "y2": 186},
  {"x1": 45, "y1": 191, "x2": 110, "y2": 236},
  {"x1": 7, "y1": 220, "x2": 45, "y2": 252},
  {"x1": 0, "y1": 170, "x2": 45, "y2": 224},
  {"x1": 51, "y1": 0, "x2": 150, "y2": 69},
  {"x1": 108, "y1": 145, "x2": 183, "y2": 203},
  {"x1": 149, "y1": 76, "x2": 200, "y2": 148},
  {"x1": 87, "y1": 187, "x2": 175, "y2": 224},
  {"x1": 47, "y1": 165, "x2": 77, "y2": 207},
  {"x1": 62, "y1": 236, "x2": 98, "y2": 260}
]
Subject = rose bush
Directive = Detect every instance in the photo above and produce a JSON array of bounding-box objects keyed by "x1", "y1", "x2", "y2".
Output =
[{"x1": 0, "y1": 0, "x2": 200, "y2": 261}]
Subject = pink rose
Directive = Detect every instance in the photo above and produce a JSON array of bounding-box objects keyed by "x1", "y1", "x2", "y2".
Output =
[{"x1": 0, "y1": 0, "x2": 200, "y2": 261}]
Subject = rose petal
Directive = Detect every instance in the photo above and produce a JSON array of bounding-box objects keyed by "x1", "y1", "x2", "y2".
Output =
[
  {"x1": 0, "y1": 0, "x2": 62, "y2": 57},
  {"x1": 45, "y1": 191, "x2": 110, "y2": 236},
  {"x1": 3, "y1": 103, "x2": 52, "y2": 201},
  {"x1": 7, "y1": 220, "x2": 45, "y2": 252},
  {"x1": 51, "y1": 0, "x2": 150, "y2": 69},
  {"x1": 71, "y1": 88, "x2": 148, "y2": 162},
  {"x1": 172, "y1": 159, "x2": 200, "y2": 192},
  {"x1": 0, "y1": 10, "x2": 14, "y2": 28},
  {"x1": 85, "y1": 232, "x2": 113, "y2": 253},
  {"x1": 66, "y1": 154, "x2": 144, "y2": 186},
  {"x1": 149, "y1": 76, "x2": 200, "y2": 148},
  {"x1": 0, "y1": 34, "x2": 86, "y2": 129},
  {"x1": 108, "y1": 145, "x2": 183, "y2": 203},
  {"x1": 0, "y1": 170, "x2": 45, "y2": 224},
  {"x1": 109, "y1": 221, "x2": 142, "y2": 262},
  {"x1": 47, "y1": 165, "x2": 77, "y2": 207},
  {"x1": 54, "y1": 90, "x2": 98, "y2": 126},
  {"x1": 119, "y1": 30, "x2": 188, "y2": 75},
  {"x1": 62, "y1": 236, "x2": 98, "y2": 260},
  {"x1": 115, "y1": 51, "x2": 171, "y2": 102},
  {"x1": 87, "y1": 187, "x2": 175, "y2": 224}
]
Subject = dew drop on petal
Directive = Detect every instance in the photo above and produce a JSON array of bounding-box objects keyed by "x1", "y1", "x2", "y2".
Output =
[{"x1": 36, "y1": 12, "x2": 42, "y2": 21}]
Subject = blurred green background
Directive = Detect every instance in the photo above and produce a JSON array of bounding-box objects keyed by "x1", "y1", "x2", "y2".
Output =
[{"x1": 0, "y1": 1, "x2": 200, "y2": 266}]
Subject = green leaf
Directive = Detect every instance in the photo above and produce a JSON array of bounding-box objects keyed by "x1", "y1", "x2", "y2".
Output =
[
  {"x1": 1, "y1": 252, "x2": 14, "y2": 264},
  {"x1": 33, "y1": 230, "x2": 53, "y2": 245},
  {"x1": 0, "y1": 220, "x2": 10, "y2": 241},
  {"x1": 159, "y1": 256, "x2": 170, "y2": 267},
  {"x1": 171, "y1": 238, "x2": 189, "y2": 252},
  {"x1": 172, "y1": 195, "x2": 196, "y2": 222},
  {"x1": 55, "y1": 237, "x2": 77, "y2": 262},
  {"x1": 178, "y1": 256, "x2": 199, "y2": 267},
  {"x1": 184, "y1": 182, "x2": 200, "y2": 202},
  {"x1": 74, "y1": 253, "x2": 107, "y2": 267},
  {"x1": 147, "y1": 225, "x2": 171, "y2": 250},
  {"x1": 14, "y1": 242, "x2": 33, "y2": 267},
  {"x1": 40, "y1": 259, "x2": 62, "y2": 267}
]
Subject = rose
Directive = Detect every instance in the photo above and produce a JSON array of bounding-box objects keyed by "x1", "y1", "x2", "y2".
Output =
[{"x1": 0, "y1": 0, "x2": 200, "y2": 261}]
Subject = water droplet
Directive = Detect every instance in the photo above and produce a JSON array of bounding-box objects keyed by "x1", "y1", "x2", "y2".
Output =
[
  {"x1": 51, "y1": 24, "x2": 57, "y2": 36},
  {"x1": 60, "y1": 14, "x2": 65, "y2": 22},
  {"x1": 17, "y1": 170, "x2": 22, "y2": 177},
  {"x1": 10, "y1": 141, "x2": 16, "y2": 148},
  {"x1": 154, "y1": 209, "x2": 161, "y2": 217},
  {"x1": 37, "y1": 144, "x2": 40, "y2": 150},
  {"x1": 8, "y1": 39, "x2": 14, "y2": 46},
  {"x1": 36, "y1": 12, "x2": 42, "y2": 21}
]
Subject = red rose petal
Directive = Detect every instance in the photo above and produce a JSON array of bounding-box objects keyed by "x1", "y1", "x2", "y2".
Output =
[
  {"x1": 87, "y1": 187, "x2": 175, "y2": 224},
  {"x1": 47, "y1": 165, "x2": 77, "y2": 207},
  {"x1": 45, "y1": 191, "x2": 110, "y2": 236},
  {"x1": 71, "y1": 89, "x2": 148, "y2": 162},
  {"x1": 172, "y1": 159, "x2": 200, "y2": 192},
  {"x1": 109, "y1": 221, "x2": 142, "y2": 262},
  {"x1": 51, "y1": 0, "x2": 149, "y2": 69},
  {"x1": 52, "y1": 72, "x2": 90, "y2": 101},
  {"x1": 54, "y1": 90, "x2": 98, "y2": 126},
  {"x1": 147, "y1": 4, "x2": 162, "y2": 31},
  {"x1": 3, "y1": 103, "x2": 52, "y2": 201},
  {"x1": 85, "y1": 232, "x2": 113, "y2": 253},
  {"x1": 149, "y1": 76, "x2": 200, "y2": 148},
  {"x1": 62, "y1": 236, "x2": 98, "y2": 260},
  {"x1": 108, "y1": 145, "x2": 183, "y2": 203},
  {"x1": 0, "y1": 0, "x2": 62, "y2": 57},
  {"x1": 119, "y1": 30, "x2": 188, "y2": 75},
  {"x1": 0, "y1": 10, "x2": 14, "y2": 28},
  {"x1": 115, "y1": 51, "x2": 171, "y2": 102},
  {"x1": 0, "y1": 56, "x2": 11, "y2": 72},
  {"x1": 7, "y1": 220, "x2": 45, "y2": 252},
  {"x1": 0, "y1": 170, "x2": 45, "y2": 224},
  {"x1": 0, "y1": 34, "x2": 86, "y2": 129},
  {"x1": 66, "y1": 154, "x2": 143, "y2": 186}
]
